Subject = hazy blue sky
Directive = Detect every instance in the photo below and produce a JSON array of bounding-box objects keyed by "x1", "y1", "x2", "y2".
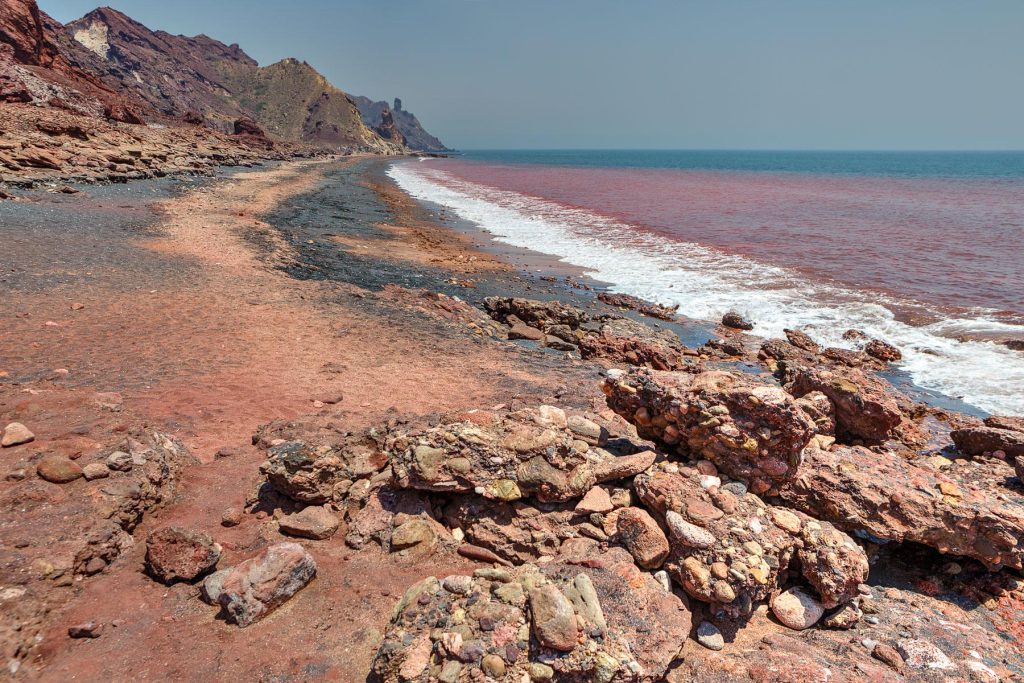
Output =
[{"x1": 46, "y1": 0, "x2": 1024, "y2": 150}]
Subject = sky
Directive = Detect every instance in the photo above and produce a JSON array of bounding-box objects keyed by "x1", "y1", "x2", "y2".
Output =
[{"x1": 46, "y1": 0, "x2": 1024, "y2": 150}]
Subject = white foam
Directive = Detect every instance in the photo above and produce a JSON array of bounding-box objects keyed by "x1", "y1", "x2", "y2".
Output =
[{"x1": 389, "y1": 161, "x2": 1024, "y2": 416}]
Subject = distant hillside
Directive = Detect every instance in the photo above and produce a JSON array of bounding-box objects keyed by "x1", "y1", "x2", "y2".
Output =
[
  {"x1": 353, "y1": 96, "x2": 448, "y2": 152},
  {"x1": 64, "y1": 7, "x2": 400, "y2": 152}
]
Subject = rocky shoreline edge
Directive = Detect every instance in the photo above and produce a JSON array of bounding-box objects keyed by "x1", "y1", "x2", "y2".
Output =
[{"x1": 1, "y1": 158, "x2": 1022, "y2": 681}]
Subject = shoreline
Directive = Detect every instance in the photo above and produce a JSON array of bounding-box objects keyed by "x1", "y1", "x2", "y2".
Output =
[{"x1": 1, "y1": 158, "x2": 1022, "y2": 680}]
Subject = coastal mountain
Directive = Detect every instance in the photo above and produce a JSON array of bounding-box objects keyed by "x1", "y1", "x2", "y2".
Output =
[
  {"x1": 63, "y1": 7, "x2": 398, "y2": 152},
  {"x1": 353, "y1": 96, "x2": 448, "y2": 152},
  {"x1": 0, "y1": 0, "x2": 147, "y2": 122}
]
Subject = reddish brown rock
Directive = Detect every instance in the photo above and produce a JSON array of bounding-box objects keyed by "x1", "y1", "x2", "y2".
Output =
[
  {"x1": 779, "y1": 446, "x2": 1024, "y2": 569},
  {"x1": 615, "y1": 506, "x2": 669, "y2": 569},
  {"x1": 864, "y1": 338, "x2": 902, "y2": 362},
  {"x1": 2, "y1": 422, "x2": 34, "y2": 447},
  {"x1": 597, "y1": 292, "x2": 679, "y2": 320},
  {"x1": 578, "y1": 317, "x2": 689, "y2": 370},
  {"x1": 985, "y1": 415, "x2": 1024, "y2": 433},
  {"x1": 372, "y1": 548, "x2": 691, "y2": 682},
  {"x1": 721, "y1": 311, "x2": 753, "y2": 330},
  {"x1": 951, "y1": 425, "x2": 1024, "y2": 458},
  {"x1": 206, "y1": 542, "x2": 316, "y2": 627},
  {"x1": 788, "y1": 366, "x2": 902, "y2": 443},
  {"x1": 483, "y1": 296, "x2": 587, "y2": 330},
  {"x1": 35, "y1": 455, "x2": 82, "y2": 483},
  {"x1": 784, "y1": 329, "x2": 820, "y2": 353},
  {"x1": 603, "y1": 368, "x2": 814, "y2": 494},
  {"x1": 389, "y1": 406, "x2": 656, "y2": 503},
  {"x1": 145, "y1": 527, "x2": 220, "y2": 584},
  {"x1": 278, "y1": 505, "x2": 341, "y2": 540},
  {"x1": 634, "y1": 464, "x2": 866, "y2": 615}
]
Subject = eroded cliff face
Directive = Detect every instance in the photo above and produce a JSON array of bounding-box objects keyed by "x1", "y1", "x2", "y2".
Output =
[
  {"x1": 60, "y1": 7, "x2": 400, "y2": 152},
  {"x1": 0, "y1": 0, "x2": 146, "y2": 122},
  {"x1": 353, "y1": 95, "x2": 448, "y2": 152}
]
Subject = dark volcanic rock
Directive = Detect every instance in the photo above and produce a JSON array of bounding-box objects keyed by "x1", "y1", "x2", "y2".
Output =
[
  {"x1": 602, "y1": 368, "x2": 814, "y2": 494},
  {"x1": 721, "y1": 311, "x2": 753, "y2": 330},
  {"x1": 483, "y1": 296, "x2": 587, "y2": 330}
]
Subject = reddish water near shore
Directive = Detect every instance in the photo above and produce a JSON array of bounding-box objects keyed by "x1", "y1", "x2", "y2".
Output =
[{"x1": 436, "y1": 160, "x2": 1024, "y2": 320}]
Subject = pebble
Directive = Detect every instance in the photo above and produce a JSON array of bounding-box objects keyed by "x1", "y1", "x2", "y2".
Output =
[
  {"x1": 481, "y1": 654, "x2": 506, "y2": 677},
  {"x1": 872, "y1": 643, "x2": 905, "y2": 673},
  {"x1": 576, "y1": 486, "x2": 614, "y2": 514},
  {"x1": 106, "y1": 451, "x2": 133, "y2": 471},
  {"x1": 1, "y1": 423, "x2": 34, "y2": 448},
  {"x1": 665, "y1": 511, "x2": 715, "y2": 549},
  {"x1": 696, "y1": 621, "x2": 724, "y2": 650},
  {"x1": 895, "y1": 638, "x2": 954, "y2": 670},
  {"x1": 770, "y1": 587, "x2": 824, "y2": 630}
]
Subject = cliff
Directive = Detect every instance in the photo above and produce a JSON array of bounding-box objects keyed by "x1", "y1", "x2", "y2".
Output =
[{"x1": 353, "y1": 95, "x2": 448, "y2": 152}]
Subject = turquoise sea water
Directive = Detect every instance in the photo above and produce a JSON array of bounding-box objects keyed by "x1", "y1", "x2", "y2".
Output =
[{"x1": 459, "y1": 149, "x2": 1024, "y2": 178}]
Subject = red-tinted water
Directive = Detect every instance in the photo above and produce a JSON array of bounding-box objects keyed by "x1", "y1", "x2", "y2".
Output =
[{"x1": 436, "y1": 160, "x2": 1024, "y2": 320}]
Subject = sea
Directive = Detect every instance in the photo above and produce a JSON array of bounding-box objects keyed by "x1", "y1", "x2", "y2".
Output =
[{"x1": 388, "y1": 150, "x2": 1024, "y2": 416}]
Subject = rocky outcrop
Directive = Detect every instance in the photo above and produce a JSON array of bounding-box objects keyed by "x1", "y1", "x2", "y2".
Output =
[
  {"x1": 352, "y1": 95, "x2": 448, "y2": 152},
  {"x1": 373, "y1": 106, "x2": 406, "y2": 145},
  {"x1": 602, "y1": 369, "x2": 814, "y2": 494},
  {"x1": 779, "y1": 446, "x2": 1024, "y2": 569},
  {"x1": 634, "y1": 463, "x2": 867, "y2": 616},
  {"x1": 787, "y1": 366, "x2": 903, "y2": 443},
  {"x1": 371, "y1": 547, "x2": 691, "y2": 682},
  {"x1": 388, "y1": 406, "x2": 656, "y2": 503},
  {"x1": 597, "y1": 292, "x2": 678, "y2": 321},
  {"x1": 578, "y1": 317, "x2": 690, "y2": 371},
  {"x1": 951, "y1": 425, "x2": 1024, "y2": 458}
]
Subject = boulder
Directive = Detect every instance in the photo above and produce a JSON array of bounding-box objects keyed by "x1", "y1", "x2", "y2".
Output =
[
  {"x1": 634, "y1": 464, "x2": 867, "y2": 615},
  {"x1": 788, "y1": 366, "x2": 902, "y2": 443},
  {"x1": 864, "y1": 339, "x2": 902, "y2": 362},
  {"x1": 389, "y1": 406, "x2": 656, "y2": 503},
  {"x1": 36, "y1": 456, "x2": 82, "y2": 484},
  {"x1": 597, "y1": 292, "x2": 678, "y2": 321},
  {"x1": 145, "y1": 527, "x2": 220, "y2": 584},
  {"x1": 209, "y1": 542, "x2": 316, "y2": 627},
  {"x1": 602, "y1": 368, "x2": 814, "y2": 494},
  {"x1": 779, "y1": 446, "x2": 1024, "y2": 569},
  {"x1": 721, "y1": 311, "x2": 753, "y2": 330},
  {"x1": 951, "y1": 426, "x2": 1024, "y2": 458},
  {"x1": 1, "y1": 422, "x2": 34, "y2": 447},
  {"x1": 278, "y1": 505, "x2": 341, "y2": 540},
  {"x1": 784, "y1": 329, "x2": 820, "y2": 353},
  {"x1": 371, "y1": 547, "x2": 691, "y2": 682},
  {"x1": 578, "y1": 317, "x2": 689, "y2": 370},
  {"x1": 483, "y1": 296, "x2": 587, "y2": 330},
  {"x1": 985, "y1": 416, "x2": 1024, "y2": 433},
  {"x1": 258, "y1": 429, "x2": 388, "y2": 504}
]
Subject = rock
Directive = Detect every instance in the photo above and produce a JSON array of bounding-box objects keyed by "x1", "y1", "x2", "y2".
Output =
[
  {"x1": 615, "y1": 507, "x2": 669, "y2": 569},
  {"x1": 1016, "y1": 456, "x2": 1024, "y2": 483},
  {"x1": 214, "y1": 542, "x2": 316, "y2": 627},
  {"x1": 278, "y1": 505, "x2": 340, "y2": 540},
  {"x1": 390, "y1": 518, "x2": 438, "y2": 554},
  {"x1": 508, "y1": 319, "x2": 546, "y2": 342},
  {"x1": 577, "y1": 317, "x2": 690, "y2": 371},
  {"x1": 771, "y1": 587, "x2": 824, "y2": 630},
  {"x1": 784, "y1": 329, "x2": 821, "y2": 353},
  {"x1": 566, "y1": 415, "x2": 607, "y2": 446},
  {"x1": 895, "y1": 638, "x2": 954, "y2": 670},
  {"x1": 389, "y1": 406, "x2": 656, "y2": 503},
  {"x1": 696, "y1": 621, "x2": 724, "y2": 650},
  {"x1": 1, "y1": 422, "x2": 34, "y2": 447},
  {"x1": 603, "y1": 368, "x2": 814, "y2": 494},
  {"x1": 822, "y1": 603, "x2": 861, "y2": 629},
  {"x1": 864, "y1": 339, "x2": 902, "y2": 362},
  {"x1": 221, "y1": 507, "x2": 243, "y2": 527},
  {"x1": 529, "y1": 583, "x2": 579, "y2": 650},
  {"x1": 483, "y1": 296, "x2": 588, "y2": 330},
  {"x1": 575, "y1": 486, "x2": 614, "y2": 514},
  {"x1": 635, "y1": 464, "x2": 867, "y2": 614},
  {"x1": 985, "y1": 415, "x2": 1024, "y2": 433},
  {"x1": 372, "y1": 548, "x2": 690, "y2": 682},
  {"x1": 36, "y1": 456, "x2": 83, "y2": 484},
  {"x1": 951, "y1": 426, "x2": 1024, "y2": 458},
  {"x1": 106, "y1": 451, "x2": 132, "y2": 471},
  {"x1": 67, "y1": 621, "x2": 102, "y2": 638},
  {"x1": 81, "y1": 463, "x2": 110, "y2": 481},
  {"x1": 872, "y1": 643, "x2": 905, "y2": 673},
  {"x1": 788, "y1": 366, "x2": 903, "y2": 443},
  {"x1": 779, "y1": 446, "x2": 1024, "y2": 570},
  {"x1": 597, "y1": 292, "x2": 678, "y2": 320},
  {"x1": 721, "y1": 311, "x2": 753, "y2": 330},
  {"x1": 145, "y1": 527, "x2": 221, "y2": 584},
  {"x1": 258, "y1": 430, "x2": 388, "y2": 504}
]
